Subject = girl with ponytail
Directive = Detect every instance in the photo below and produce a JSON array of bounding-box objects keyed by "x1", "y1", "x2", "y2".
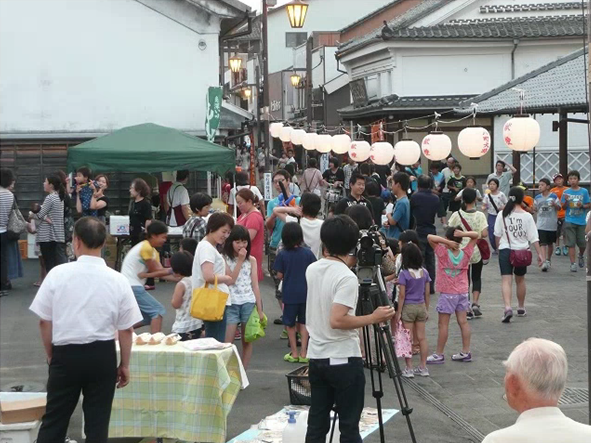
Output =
[
  {"x1": 493, "y1": 187, "x2": 544, "y2": 324},
  {"x1": 29, "y1": 173, "x2": 68, "y2": 271}
]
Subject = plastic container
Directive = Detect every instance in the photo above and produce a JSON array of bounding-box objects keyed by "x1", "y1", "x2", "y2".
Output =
[
  {"x1": 282, "y1": 411, "x2": 301, "y2": 443},
  {"x1": 0, "y1": 392, "x2": 46, "y2": 443},
  {"x1": 286, "y1": 365, "x2": 311, "y2": 405},
  {"x1": 109, "y1": 215, "x2": 130, "y2": 236}
]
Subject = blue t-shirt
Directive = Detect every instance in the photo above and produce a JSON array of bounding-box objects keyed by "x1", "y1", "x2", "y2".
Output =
[
  {"x1": 431, "y1": 172, "x2": 444, "y2": 190},
  {"x1": 561, "y1": 187, "x2": 590, "y2": 226},
  {"x1": 267, "y1": 196, "x2": 301, "y2": 248},
  {"x1": 273, "y1": 247, "x2": 317, "y2": 304},
  {"x1": 386, "y1": 196, "x2": 410, "y2": 240},
  {"x1": 406, "y1": 166, "x2": 422, "y2": 192}
]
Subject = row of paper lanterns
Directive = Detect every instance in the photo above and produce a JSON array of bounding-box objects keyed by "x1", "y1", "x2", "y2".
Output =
[{"x1": 269, "y1": 115, "x2": 540, "y2": 166}]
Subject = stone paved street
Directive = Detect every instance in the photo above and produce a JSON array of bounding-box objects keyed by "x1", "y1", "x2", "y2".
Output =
[{"x1": 0, "y1": 248, "x2": 588, "y2": 442}]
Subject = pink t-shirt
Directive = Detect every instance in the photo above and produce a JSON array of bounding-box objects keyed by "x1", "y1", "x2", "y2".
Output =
[
  {"x1": 237, "y1": 210, "x2": 265, "y2": 281},
  {"x1": 434, "y1": 243, "x2": 474, "y2": 295}
]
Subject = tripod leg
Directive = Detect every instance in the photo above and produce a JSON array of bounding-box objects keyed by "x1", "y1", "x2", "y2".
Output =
[{"x1": 328, "y1": 410, "x2": 337, "y2": 443}]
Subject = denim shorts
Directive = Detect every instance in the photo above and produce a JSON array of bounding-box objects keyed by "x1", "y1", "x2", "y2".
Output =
[
  {"x1": 436, "y1": 293, "x2": 470, "y2": 314},
  {"x1": 226, "y1": 302, "x2": 255, "y2": 325},
  {"x1": 132, "y1": 285, "x2": 166, "y2": 324}
]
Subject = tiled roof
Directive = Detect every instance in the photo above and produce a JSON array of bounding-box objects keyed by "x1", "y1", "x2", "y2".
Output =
[
  {"x1": 340, "y1": 0, "x2": 405, "y2": 32},
  {"x1": 338, "y1": 0, "x2": 449, "y2": 52},
  {"x1": 381, "y1": 15, "x2": 586, "y2": 40},
  {"x1": 230, "y1": 14, "x2": 261, "y2": 41},
  {"x1": 338, "y1": 94, "x2": 477, "y2": 118},
  {"x1": 457, "y1": 48, "x2": 588, "y2": 114},
  {"x1": 480, "y1": 2, "x2": 583, "y2": 14}
]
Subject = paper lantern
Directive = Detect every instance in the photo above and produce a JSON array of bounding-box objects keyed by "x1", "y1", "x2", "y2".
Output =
[
  {"x1": 421, "y1": 132, "x2": 452, "y2": 161},
  {"x1": 302, "y1": 132, "x2": 317, "y2": 150},
  {"x1": 290, "y1": 129, "x2": 306, "y2": 145},
  {"x1": 393, "y1": 139, "x2": 421, "y2": 166},
  {"x1": 458, "y1": 127, "x2": 491, "y2": 158},
  {"x1": 315, "y1": 134, "x2": 333, "y2": 153},
  {"x1": 270, "y1": 123, "x2": 283, "y2": 139},
  {"x1": 503, "y1": 115, "x2": 540, "y2": 152},
  {"x1": 280, "y1": 126, "x2": 293, "y2": 142},
  {"x1": 348, "y1": 140, "x2": 371, "y2": 162},
  {"x1": 370, "y1": 142, "x2": 395, "y2": 165},
  {"x1": 331, "y1": 134, "x2": 351, "y2": 154}
]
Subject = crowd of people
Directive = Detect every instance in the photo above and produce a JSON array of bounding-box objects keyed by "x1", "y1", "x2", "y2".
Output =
[{"x1": 2, "y1": 150, "x2": 591, "y2": 442}]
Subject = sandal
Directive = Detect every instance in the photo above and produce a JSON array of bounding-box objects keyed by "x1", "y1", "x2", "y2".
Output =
[
  {"x1": 33, "y1": 281, "x2": 42, "y2": 287},
  {"x1": 284, "y1": 353, "x2": 299, "y2": 363},
  {"x1": 298, "y1": 356, "x2": 309, "y2": 363}
]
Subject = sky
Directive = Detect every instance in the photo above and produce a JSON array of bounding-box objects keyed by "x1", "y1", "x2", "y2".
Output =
[{"x1": 240, "y1": 0, "x2": 292, "y2": 13}]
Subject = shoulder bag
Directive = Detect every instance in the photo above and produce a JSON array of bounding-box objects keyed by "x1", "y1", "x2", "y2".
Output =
[
  {"x1": 7, "y1": 198, "x2": 26, "y2": 240},
  {"x1": 190, "y1": 275, "x2": 229, "y2": 321},
  {"x1": 502, "y1": 216, "x2": 532, "y2": 267},
  {"x1": 457, "y1": 211, "x2": 491, "y2": 261},
  {"x1": 488, "y1": 194, "x2": 500, "y2": 214},
  {"x1": 166, "y1": 184, "x2": 187, "y2": 226}
]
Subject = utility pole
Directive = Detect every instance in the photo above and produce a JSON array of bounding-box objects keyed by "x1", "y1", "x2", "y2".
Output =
[{"x1": 262, "y1": 0, "x2": 271, "y2": 172}]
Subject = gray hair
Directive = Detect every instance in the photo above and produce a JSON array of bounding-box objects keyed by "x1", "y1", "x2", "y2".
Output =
[{"x1": 503, "y1": 338, "x2": 568, "y2": 401}]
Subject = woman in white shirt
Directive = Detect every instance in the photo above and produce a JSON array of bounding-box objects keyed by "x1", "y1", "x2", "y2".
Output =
[
  {"x1": 192, "y1": 212, "x2": 238, "y2": 342},
  {"x1": 494, "y1": 187, "x2": 544, "y2": 324}
]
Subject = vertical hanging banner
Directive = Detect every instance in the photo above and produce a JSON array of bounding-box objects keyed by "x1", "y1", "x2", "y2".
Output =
[
  {"x1": 320, "y1": 154, "x2": 329, "y2": 173},
  {"x1": 207, "y1": 171, "x2": 212, "y2": 196},
  {"x1": 264, "y1": 172, "x2": 273, "y2": 201},
  {"x1": 205, "y1": 87, "x2": 223, "y2": 143}
]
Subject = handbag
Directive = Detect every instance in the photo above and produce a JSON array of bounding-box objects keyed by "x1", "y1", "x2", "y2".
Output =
[
  {"x1": 393, "y1": 321, "x2": 412, "y2": 359},
  {"x1": 166, "y1": 185, "x2": 187, "y2": 226},
  {"x1": 190, "y1": 275, "x2": 229, "y2": 321},
  {"x1": 457, "y1": 211, "x2": 491, "y2": 261},
  {"x1": 502, "y1": 216, "x2": 532, "y2": 267},
  {"x1": 7, "y1": 199, "x2": 26, "y2": 240}
]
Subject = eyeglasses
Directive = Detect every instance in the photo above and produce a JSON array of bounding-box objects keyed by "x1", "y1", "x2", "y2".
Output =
[{"x1": 273, "y1": 179, "x2": 286, "y2": 184}]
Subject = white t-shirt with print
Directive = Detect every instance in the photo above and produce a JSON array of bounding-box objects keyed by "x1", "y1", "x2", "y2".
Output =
[
  {"x1": 306, "y1": 259, "x2": 361, "y2": 359},
  {"x1": 227, "y1": 257, "x2": 256, "y2": 305},
  {"x1": 483, "y1": 192, "x2": 508, "y2": 216},
  {"x1": 494, "y1": 210, "x2": 539, "y2": 251},
  {"x1": 192, "y1": 240, "x2": 231, "y2": 305},
  {"x1": 167, "y1": 183, "x2": 190, "y2": 227},
  {"x1": 121, "y1": 240, "x2": 159, "y2": 287},
  {"x1": 171, "y1": 277, "x2": 203, "y2": 333},
  {"x1": 448, "y1": 209, "x2": 488, "y2": 263},
  {"x1": 286, "y1": 216, "x2": 323, "y2": 259}
]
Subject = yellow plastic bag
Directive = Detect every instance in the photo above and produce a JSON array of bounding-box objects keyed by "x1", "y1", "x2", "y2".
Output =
[{"x1": 190, "y1": 275, "x2": 228, "y2": 321}]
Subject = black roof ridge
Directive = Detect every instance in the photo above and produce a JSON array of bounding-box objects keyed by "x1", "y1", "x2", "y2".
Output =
[{"x1": 460, "y1": 47, "x2": 588, "y2": 108}]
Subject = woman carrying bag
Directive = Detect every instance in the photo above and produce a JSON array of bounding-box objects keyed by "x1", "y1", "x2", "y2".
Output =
[
  {"x1": 191, "y1": 212, "x2": 239, "y2": 342},
  {"x1": 493, "y1": 187, "x2": 544, "y2": 324}
]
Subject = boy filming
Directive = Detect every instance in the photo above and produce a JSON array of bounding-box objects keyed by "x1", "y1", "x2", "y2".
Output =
[{"x1": 305, "y1": 215, "x2": 395, "y2": 443}]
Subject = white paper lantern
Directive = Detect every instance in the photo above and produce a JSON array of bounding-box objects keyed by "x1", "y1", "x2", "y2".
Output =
[
  {"x1": 315, "y1": 134, "x2": 333, "y2": 153},
  {"x1": 457, "y1": 127, "x2": 491, "y2": 158},
  {"x1": 269, "y1": 122, "x2": 283, "y2": 139},
  {"x1": 279, "y1": 126, "x2": 293, "y2": 142},
  {"x1": 503, "y1": 115, "x2": 540, "y2": 152},
  {"x1": 370, "y1": 142, "x2": 395, "y2": 165},
  {"x1": 421, "y1": 132, "x2": 452, "y2": 161},
  {"x1": 302, "y1": 132, "x2": 317, "y2": 151},
  {"x1": 331, "y1": 134, "x2": 351, "y2": 154},
  {"x1": 393, "y1": 139, "x2": 421, "y2": 166},
  {"x1": 348, "y1": 140, "x2": 371, "y2": 162},
  {"x1": 290, "y1": 129, "x2": 306, "y2": 145}
]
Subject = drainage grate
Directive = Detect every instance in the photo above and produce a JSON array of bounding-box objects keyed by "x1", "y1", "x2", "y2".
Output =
[{"x1": 559, "y1": 387, "x2": 589, "y2": 406}]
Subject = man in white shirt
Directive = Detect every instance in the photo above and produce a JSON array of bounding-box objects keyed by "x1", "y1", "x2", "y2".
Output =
[
  {"x1": 483, "y1": 338, "x2": 591, "y2": 443},
  {"x1": 305, "y1": 215, "x2": 395, "y2": 443},
  {"x1": 165, "y1": 170, "x2": 191, "y2": 227},
  {"x1": 228, "y1": 171, "x2": 265, "y2": 216},
  {"x1": 30, "y1": 217, "x2": 142, "y2": 443},
  {"x1": 487, "y1": 160, "x2": 517, "y2": 197}
]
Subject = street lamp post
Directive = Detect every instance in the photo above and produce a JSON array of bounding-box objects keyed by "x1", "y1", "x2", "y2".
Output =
[{"x1": 286, "y1": 0, "x2": 309, "y2": 29}]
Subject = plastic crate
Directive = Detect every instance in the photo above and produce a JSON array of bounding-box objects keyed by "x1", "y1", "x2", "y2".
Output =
[{"x1": 286, "y1": 365, "x2": 311, "y2": 406}]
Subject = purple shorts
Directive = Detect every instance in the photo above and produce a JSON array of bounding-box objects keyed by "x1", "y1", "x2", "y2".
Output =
[{"x1": 436, "y1": 293, "x2": 470, "y2": 315}]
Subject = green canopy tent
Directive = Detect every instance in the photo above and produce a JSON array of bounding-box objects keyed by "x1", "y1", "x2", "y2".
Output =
[{"x1": 67, "y1": 123, "x2": 235, "y2": 175}]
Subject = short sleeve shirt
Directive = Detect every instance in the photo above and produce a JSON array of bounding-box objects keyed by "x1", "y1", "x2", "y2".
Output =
[
  {"x1": 267, "y1": 196, "x2": 301, "y2": 248},
  {"x1": 322, "y1": 168, "x2": 345, "y2": 185},
  {"x1": 167, "y1": 183, "x2": 190, "y2": 227},
  {"x1": 487, "y1": 171, "x2": 513, "y2": 197},
  {"x1": 228, "y1": 185, "x2": 264, "y2": 206},
  {"x1": 448, "y1": 210, "x2": 488, "y2": 263},
  {"x1": 386, "y1": 196, "x2": 409, "y2": 240},
  {"x1": 534, "y1": 193, "x2": 559, "y2": 231},
  {"x1": 237, "y1": 210, "x2": 265, "y2": 281},
  {"x1": 550, "y1": 186, "x2": 568, "y2": 219},
  {"x1": 434, "y1": 243, "x2": 474, "y2": 294},
  {"x1": 562, "y1": 188, "x2": 590, "y2": 226},
  {"x1": 192, "y1": 240, "x2": 230, "y2": 304},
  {"x1": 483, "y1": 192, "x2": 508, "y2": 216},
  {"x1": 494, "y1": 211, "x2": 539, "y2": 250},
  {"x1": 398, "y1": 268, "x2": 431, "y2": 304},
  {"x1": 273, "y1": 247, "x2": 316, "y2": 304},
  {"x1": 121, "y1": 240, "x2": 160, "y2": 287},
  {"x1": 129, "y1": 198, "x2": 152, "y2": 238}
]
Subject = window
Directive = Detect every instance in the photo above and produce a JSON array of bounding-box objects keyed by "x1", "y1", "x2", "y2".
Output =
[
  {"x1": 365, "y1": 75, "x2": 379, "y2": 99},
  {"x1": 286, "y1": 32, "x2": 307, "y2": 48}
]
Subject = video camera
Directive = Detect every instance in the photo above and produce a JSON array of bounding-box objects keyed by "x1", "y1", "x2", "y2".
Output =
[{"x1": 355, "y1": 225, "x2": 385, "y2": 285}]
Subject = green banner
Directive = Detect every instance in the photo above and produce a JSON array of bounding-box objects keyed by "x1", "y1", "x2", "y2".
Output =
[{"x1": 205, "y1": 86, "x2": 223, "y2": 142}]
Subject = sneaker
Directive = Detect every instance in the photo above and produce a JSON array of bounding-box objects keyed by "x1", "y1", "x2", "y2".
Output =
[
  {"x1": 65, "y1": 438, "x2": 78, "y2": 443},
  {"x1": 541, "y1": 260, "x2": 550, "y2": 272},
  {"x1": 555, "y1": 246, "x2": 562, "y2": 256},
  {"x1": 466, "y1": 310, "x2": 474, "y2": 320},
  {"x1": 579, "y1": 254, "x2": 585, "y2": 268},
  {"x1": 401, "y1": 368, "x2": 415, "y2": 378},
  {"x1": 273, "y1": 316, "x2": 283, "y2": 325},
  {"x1": 517, "y1": 308, "x2": 527, "y2": 317},
  {"x1": 144, "y1": 284, "x2": 155, "y2": 291},
  {"x1": 234, "y1": 328, "x2": 242, "y2": 341},
  {"x1": 280, "y1": 330, "x2": 288, "y2": 339},
  {"x1": 563, "y1": 246, "x2": 568, "y2": 256},
  {"x1": 426, "y1": 353, "x2": 445, "y2": 364},
  {"x1": 570, "y1": 263, "x2": 578, "y2": 272},
  {"x1": 472, "y1": 304, "x2": 482, "y2": 317},
  {"x1": 414, "y1": 366, "x2": 430, "y2": 377},
  {"x1": 492, "y1": 249, "x2": 498, "y2": 256},
  {"x1": 452, "y1": 351, "x2": 472, "y2": 362},
  {"x1": 298, "y1": 356, "x2": 310, "y2": 364},
  {"x1": 502, "y1": 309, "x2": 513, "y2": 323}
]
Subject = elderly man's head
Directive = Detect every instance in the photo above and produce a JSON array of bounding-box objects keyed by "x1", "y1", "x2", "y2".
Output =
[{"x1": 504, "y1": 338, "x2": 567, "y2": 412}]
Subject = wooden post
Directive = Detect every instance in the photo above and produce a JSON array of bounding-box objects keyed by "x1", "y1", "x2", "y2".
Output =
[
  {"x1": 512, "y1": 151, "x2": 521, "y2": 184},
  {"x1": 558, "y1": 109, "x2": 568, "y2": 178}
]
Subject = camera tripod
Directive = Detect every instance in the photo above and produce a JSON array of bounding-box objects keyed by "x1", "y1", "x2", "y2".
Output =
[{"x1": 357, "y1": 265, "x2": 417, "y2": 443}]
